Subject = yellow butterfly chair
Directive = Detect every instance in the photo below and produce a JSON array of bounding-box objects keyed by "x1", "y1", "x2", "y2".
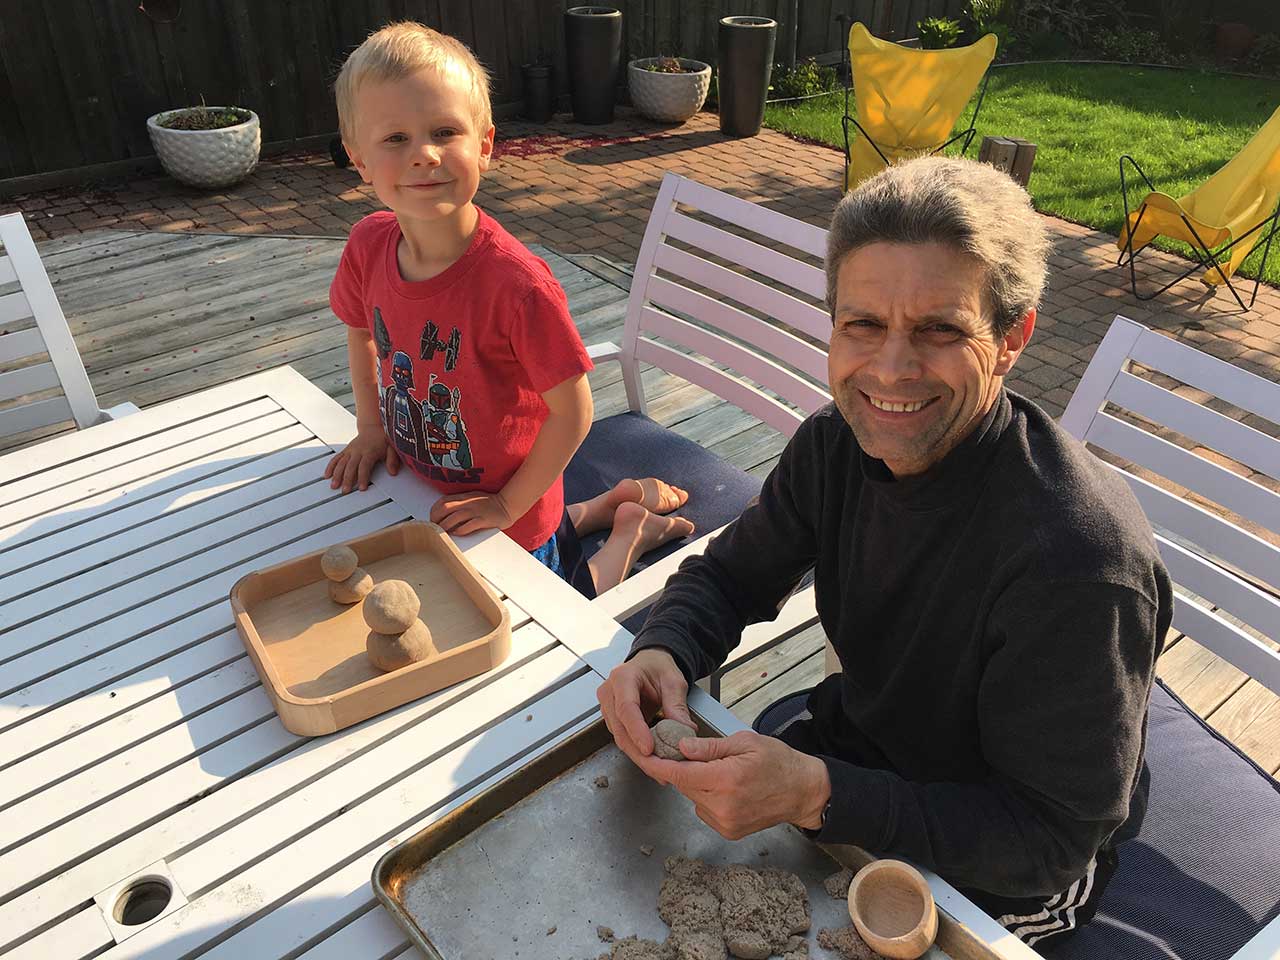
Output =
[
  {"x1": 1118, "y1": 105, "x2": 1280, "y2": 310},
  {"x1": 841, "y1": 21, "x2": 998, "y2": 191}
]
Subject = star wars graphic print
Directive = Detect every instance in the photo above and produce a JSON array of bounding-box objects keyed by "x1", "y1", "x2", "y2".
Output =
[{"x1": 373, "y1": 310, "x2": 480, "y2": 485}]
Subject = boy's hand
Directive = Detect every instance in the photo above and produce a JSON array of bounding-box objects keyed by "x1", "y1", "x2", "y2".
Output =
[
  {"x1": 430, "y1": 491, "x2": 512, "y2": 536},
  {"x1": 324, "y1": 426, "x2": 400, "y2": 493}
]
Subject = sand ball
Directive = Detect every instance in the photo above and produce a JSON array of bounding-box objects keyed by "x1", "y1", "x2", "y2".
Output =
[
  {"x1": 367, "y1": 618, "x2": 435, "y2": 671},
  {"x1": 651, "y1": 718, "x2": 697, "y2": 760},
  {"x1": 321, "y1": 544, "x2": 358, "y2": 581},
  {"x1": 328, "y1": 567, "x2": 373, "y2": 604},
  {"x1": 362, "y1": 579, "x2": 422, "y2": 634}
]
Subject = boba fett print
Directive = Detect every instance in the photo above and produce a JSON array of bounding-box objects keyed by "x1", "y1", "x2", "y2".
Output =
[{"x1": 372, "y1": 305, "x2": 479, "y2": 485}]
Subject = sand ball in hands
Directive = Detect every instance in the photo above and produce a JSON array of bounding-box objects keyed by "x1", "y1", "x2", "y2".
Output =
[
  {"x1": 363, "y1": 580, "x2": 435, "y2": 671},
  {"x1": 322, "y1": 545, "x2": 372, "y2": 603},
  {"x1": 651, "y1": 718, "x2": 697, "y2": 760}
]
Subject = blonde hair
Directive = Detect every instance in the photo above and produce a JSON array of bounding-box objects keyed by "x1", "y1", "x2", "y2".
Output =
[
  {"x1": 335, "y1": 21, "x2": 492, "y2": 145},
  {"x1": 826, "y1": 156, "x2": 1050, "y2": 338}
]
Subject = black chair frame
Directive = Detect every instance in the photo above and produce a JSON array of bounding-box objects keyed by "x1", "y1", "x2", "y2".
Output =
[
  {"x1": 1118, "y1": 154, "x2": 1279, "y2": 312},
  {"x1": 835, "y1": 15, "x2": 992, "y2": 190}
]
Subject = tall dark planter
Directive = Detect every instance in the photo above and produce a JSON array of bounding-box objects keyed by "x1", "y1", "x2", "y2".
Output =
[
  {"x1": 565, "y1": 6, "x2": 622, "y2": 124},
  {"x1": 522, "y1": 63, "x2": 554, "y2": 121},
  {"x1": 717, "y1": 16, "x2": 776, "y2": 138}
]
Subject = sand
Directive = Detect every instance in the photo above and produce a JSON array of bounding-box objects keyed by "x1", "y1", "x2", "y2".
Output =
[
  {"x1": 595, "y1": 856, "x2": 812, "y2": 960},
  {"x1": 651, "y1": 719, "x2": 697, "y2": 761},
  {"x1": 816, "y1": 926, "x2": 887, "y2": 960},
  {"x1": 822, "y1": 868, "x2": 855, "y2": 901}
]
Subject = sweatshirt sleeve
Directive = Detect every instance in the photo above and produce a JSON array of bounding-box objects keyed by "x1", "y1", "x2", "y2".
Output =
[
  {"x1": 628, "y1": 415, "x2": 824, "y2": 685},
  {"x1": 811, "y1": 580, "x2": 1161, "y2": 897}
]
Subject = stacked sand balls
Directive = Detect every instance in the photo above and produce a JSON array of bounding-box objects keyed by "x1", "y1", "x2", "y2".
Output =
[
  {"x1": 321, "y1": 545, "x2": 372, "y2": 603},
  {"x1": 320, "y1": 545, "x2": 436, "y2": 672},
  {"x1": 362, "y1": 580, "x2": 435, "y2": 671}
]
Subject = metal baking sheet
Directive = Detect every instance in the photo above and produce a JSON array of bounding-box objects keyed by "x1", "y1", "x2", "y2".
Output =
[{"x1": 373, "y1": 719, "x2": 957, "y2": 960}]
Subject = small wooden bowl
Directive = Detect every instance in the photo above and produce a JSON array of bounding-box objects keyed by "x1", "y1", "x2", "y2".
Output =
[{"x1": 847, "y1": 859, "x2": 938, "y2": 959}]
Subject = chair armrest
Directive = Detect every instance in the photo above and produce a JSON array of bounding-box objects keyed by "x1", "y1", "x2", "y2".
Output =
[
  {"x1": 104, "y1": 402, "x2": 140, "y2": 421},
  {"x1": 718, "y1": 584, "x2": 819, "y2": 675},
  {"x1": 591, "y1": 525, "x2": 727, "y2": 622},
  {"x1": 1232, "y1": 912, "x2": 1280, "y2": 959},
  {"x1": 587, "y1": 341, "x2": 621, "y2": 365}
]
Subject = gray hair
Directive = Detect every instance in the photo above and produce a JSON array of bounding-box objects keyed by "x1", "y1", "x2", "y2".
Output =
[{"x1": 825, "y1": 155, "x2": 1050, "y2": 338}]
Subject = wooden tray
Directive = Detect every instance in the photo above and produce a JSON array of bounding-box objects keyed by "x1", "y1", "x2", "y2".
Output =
[{"x1": 230, "y1": 521, "x2": 511, "y2": 736}]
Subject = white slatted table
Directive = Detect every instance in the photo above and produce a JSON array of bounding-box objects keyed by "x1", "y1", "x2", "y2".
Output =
[
  {"x1": 0, "y1": 365, "x2": 1032, "y2": 960},
  {"x1": 0, "y1": 366, "x2": 661, "y2": 960}
]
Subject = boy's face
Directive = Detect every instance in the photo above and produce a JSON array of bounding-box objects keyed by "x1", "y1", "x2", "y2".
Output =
[{"x1": 346, "y1": 66, "x2": 494, "y2": 226}]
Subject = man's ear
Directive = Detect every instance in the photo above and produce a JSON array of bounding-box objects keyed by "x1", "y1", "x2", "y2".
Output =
[
  {"x1": 994, "y1": 307, "x2": 1036, "y2": 377},
  {"x1": 477, "y1": 124, "x2": 495, "y2": 172},
  {"x1": 345, "y1": 141, "x2": 372, "y2": 185}
]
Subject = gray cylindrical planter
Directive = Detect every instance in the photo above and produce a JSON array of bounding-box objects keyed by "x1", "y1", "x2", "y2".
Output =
[
  {"x1": 565, "y1": 6, "x2": 622, "y2": 124},
  {"x1": 627, "y1": 58, "x2": 711, "y2": 123},
  {"x1": 147, "y1": 108, "x2": 260, "y2": 189},
  {"x1": 717, "y1": 16, "x2": 777, "y2": 137},
  {"x1": 522, "y1": 63, "x2": 555, "y2": 121}
]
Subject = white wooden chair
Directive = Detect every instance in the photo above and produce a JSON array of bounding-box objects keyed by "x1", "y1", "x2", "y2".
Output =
[
  {"x1": 0, "y1": 212, "x2": 137, "y2": 443},
  {"x1": 1051, "y1": 315, "x2": 1280, "y2": 960},
  {"x1": 576, "y1": 172, "x2": 833, "y2": 697}
]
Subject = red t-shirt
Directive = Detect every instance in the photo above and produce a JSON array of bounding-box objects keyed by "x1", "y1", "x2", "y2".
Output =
[{"x1": 329, "y1": 209, "x2": 593, "y2": 550}]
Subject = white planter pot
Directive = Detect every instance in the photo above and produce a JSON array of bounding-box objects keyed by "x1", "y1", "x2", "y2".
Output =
[
  {"x1": 627, "y1": 58, "x2": 711, "y2": 123},
  {"x1": 146, "y1": 108, "x2": 261, "y2": 190}
]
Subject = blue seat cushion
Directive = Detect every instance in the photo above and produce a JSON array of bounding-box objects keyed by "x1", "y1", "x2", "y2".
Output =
[
  {"x1": 563, "y1": 412, "x2": 764, "y2": 633},
  {"x1": 1043, "y1": 678, "x2": 1280, "y2": 960},
  {"x1": 754, "y1": 680, "x2": 1280, "y2": 958}
]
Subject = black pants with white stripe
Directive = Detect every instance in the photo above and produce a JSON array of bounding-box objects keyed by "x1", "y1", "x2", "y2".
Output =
[{"x1": 773, "y1": 711, "x2": 1118, "y2": 948}]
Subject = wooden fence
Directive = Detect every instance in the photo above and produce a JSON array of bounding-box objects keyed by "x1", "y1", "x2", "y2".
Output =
[{"x1": 0, "y1": 0, "x2": 965, "y2": 189}]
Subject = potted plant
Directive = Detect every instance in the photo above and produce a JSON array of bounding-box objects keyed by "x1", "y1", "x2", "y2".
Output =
[
  {"x1": 146, "y1": 105, "x2": 261, "y2": 189},
  {"x1": 628, "y1": 55, "x2": 712, "y2": 123}
]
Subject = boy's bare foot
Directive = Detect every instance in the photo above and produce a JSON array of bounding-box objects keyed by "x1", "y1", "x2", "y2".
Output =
[
  {"x1": 614, "y1": 500, "x2": 695, "y2": 550},
  {"x1": 569, "y1": 478, "x2": 690, "y2": 536},
  {"x1": 589, "y1": 501, "x2": 696, "y2": 593},
  {"x1": 608, "y1": 478, "x2": 689, "y2": 515}
]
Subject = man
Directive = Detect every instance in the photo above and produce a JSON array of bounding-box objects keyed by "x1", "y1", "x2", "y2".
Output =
[{"x1": 596, "y1": 156, "x2": 1173, "y2": 947}]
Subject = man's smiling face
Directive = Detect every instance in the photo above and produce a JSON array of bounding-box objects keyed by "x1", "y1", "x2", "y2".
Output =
[{"x1": 828, "y1": 241, "x2": 1033, "y2": 477}]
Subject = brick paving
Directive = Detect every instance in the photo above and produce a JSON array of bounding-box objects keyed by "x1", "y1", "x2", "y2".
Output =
[{"x1": 4, "y1": 107, "x2": 1280, "y2": 418}]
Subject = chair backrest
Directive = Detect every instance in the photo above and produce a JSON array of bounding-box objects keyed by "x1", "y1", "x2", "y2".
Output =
[
  {"x1": 619, "y1": 172, "x2": 832, "y2": 440},
  {"x1": 1061, "y1": 315, "x2": 1280, "y2": 696},
  {"x1": 1184, "y1": 103, "x2": 1280, "y2": 278},
  {"x1": 846, "y1": 22, "x2": 997, "y2": 188},
  {"x1": 0, "y1": 212, "x2": 108, "y2": 441}
]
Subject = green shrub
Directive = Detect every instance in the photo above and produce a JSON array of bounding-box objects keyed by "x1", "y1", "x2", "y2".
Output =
[
  {"x1": 769, "y1": 58, "x2": 839, "y2": 99},
  {"x1": 156, "y1": 106, "x2": 251, "y2": 131},
  {"x1": 1095, "y1": 27, "x2": 1179, "y2": 65},
  {"x1": 1014, "y1": 0, "x2": 1095, "y2": 46},
  {"x1": 965, "y1": 0, "x2": 1004, "y2": 34},
  {"x1": 1246, "y1": 33, "x2": 1280, "y2": 76},
  {"x1": 918, "y1": 16, "x2": 964, "y2": 49}
]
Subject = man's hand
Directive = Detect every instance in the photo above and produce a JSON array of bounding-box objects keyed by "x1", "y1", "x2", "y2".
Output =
[
  {"x1": 645, "y1": 731, "x2": 832, "y2": 840},
  {"x1": 430, "y1": 491, "x2": 513, "y2": 536},
  {"x1": 324, "y1": 426, "x2": 400, "y2": 493},
  {"x1": 597, "y1": 648, "x2": 695, "y2": 776}
]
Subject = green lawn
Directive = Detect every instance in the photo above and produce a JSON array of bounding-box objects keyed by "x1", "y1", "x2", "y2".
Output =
[{"x1": 764, "y1": 64, "x2": 1280, "y2": 286}]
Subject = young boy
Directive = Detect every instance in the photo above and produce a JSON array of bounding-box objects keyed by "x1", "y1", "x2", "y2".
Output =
[{"x1": 324, "y1": 21, "x2": 693, "y2": 594}]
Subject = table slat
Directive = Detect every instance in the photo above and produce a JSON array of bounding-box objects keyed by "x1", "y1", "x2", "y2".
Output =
[
  {"x1": 0, "y1": 623, "x2": 561, "y2": 947},
  {"x1": 0, "y1": 397, "x2": 283, "y2": 508},
  {"x1": 0, "y1": 436, "x2": 328, "y2": 599}
]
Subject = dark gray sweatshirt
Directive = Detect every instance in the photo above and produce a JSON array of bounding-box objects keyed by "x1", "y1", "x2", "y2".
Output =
[{"x1": 631, "y1": 390, "x2": 1173, "y2": 899}]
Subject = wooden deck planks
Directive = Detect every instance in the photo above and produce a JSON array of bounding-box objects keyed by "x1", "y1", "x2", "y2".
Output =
[{"x1": 10, "y1": 229, "x2": 1278, "y2": 775}]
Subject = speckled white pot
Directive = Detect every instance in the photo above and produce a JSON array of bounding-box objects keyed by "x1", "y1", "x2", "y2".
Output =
[
  {"x1": 146, "y1": 108, "x2": 261, "y2": 189},
  {"x1": 628, "y1": 58, "x2": 711, "y2": 123}
]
